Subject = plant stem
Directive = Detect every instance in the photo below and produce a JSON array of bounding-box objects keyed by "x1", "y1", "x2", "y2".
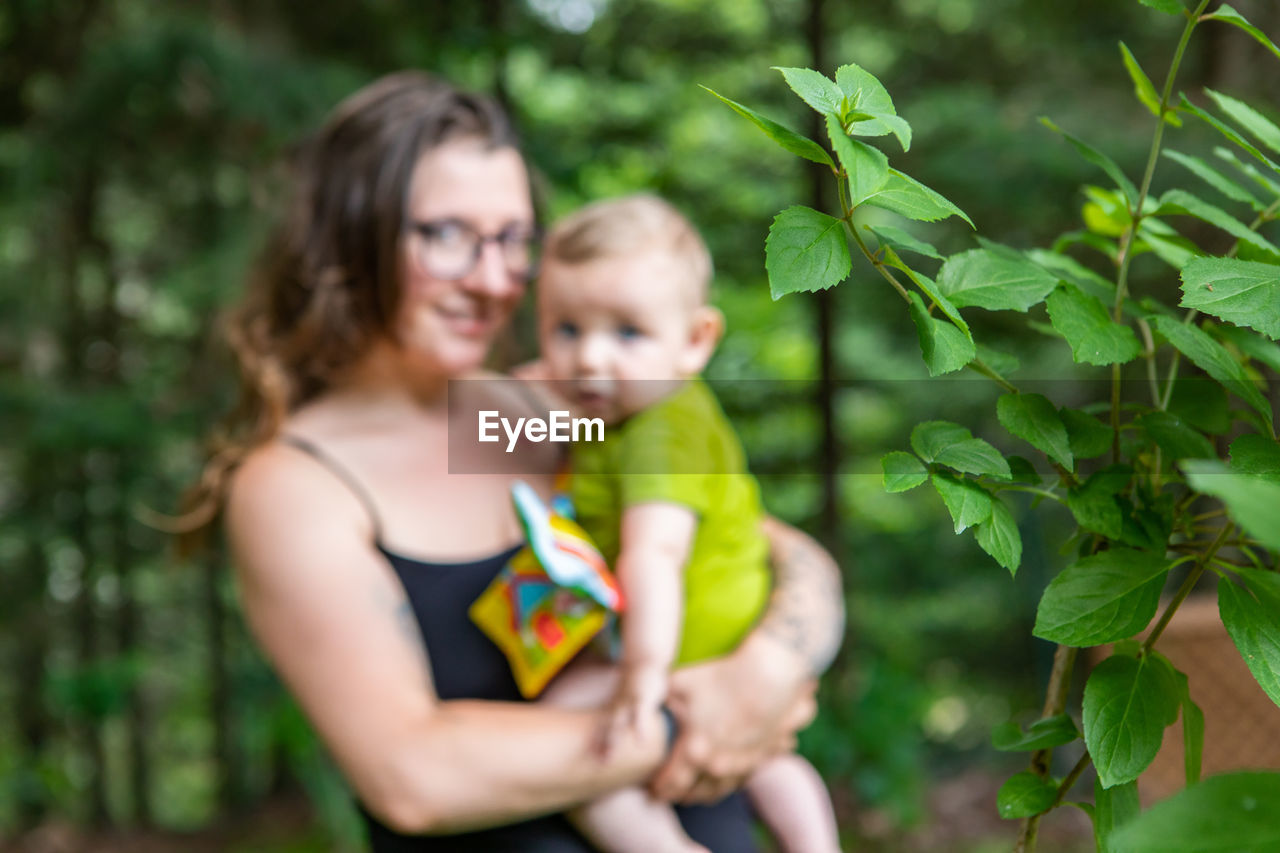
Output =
[
  {"x1": 1137, "y1": 318, "x2": 1160, "y2": 407},
  {"x1": 1016, "y1": 645, "x2": 1078, "y2": 852},
  {"x1": 1109, "y1": 0, "x2": 1208, "y2": 462},
  {"x1": 995, "y1": 485, "x2": 1065, "y2": 503},
  {"x1": 1144, "y1": 522, "x2": 1233, "y2": 652},
  {"x1": 967, "y1": 357, "x2": 1019, "y2": 394},
  {"x1": 1051, "y1": 752, "x2": 1093, "y2": 809},
  {"x1": 847, "y1": 219, "x2": 912, "y2": 303}
]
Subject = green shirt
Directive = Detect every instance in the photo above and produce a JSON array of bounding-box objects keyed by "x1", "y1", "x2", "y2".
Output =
[{"x1": 570, "y1": 378, "x2": 771, "y2": 665}]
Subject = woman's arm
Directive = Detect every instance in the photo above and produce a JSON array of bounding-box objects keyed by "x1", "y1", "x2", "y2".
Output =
[
  {"x1": 226, "y1": 445, "x2": 667, "y2": 834},
  {"x1": 654, "y1": 515, "x2": 845, "y2": 801},
  {"x1": 754, "y1": 515, "x2": 846, "y2": 676}
]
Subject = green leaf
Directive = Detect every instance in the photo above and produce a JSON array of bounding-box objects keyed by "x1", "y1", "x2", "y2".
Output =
[
  {"x1": 834, "y1": 63, "x2": 911, "y2": 151},
  {"x1": 1040, "y1": 116, "x2": 1139, "y2": 204},
  {"x1": 911, "y1": 420, "x2": 973, "y2": 462},
  {"x1": 1061, "y1": 407, "x2": 1114, "y2": 460},
  {"x1": 1183, "y1": 693, "x2": 1204, "y2": 786},
  {"x1": 1179, "y1": 258, "x2": 1280, "y2": 341},
  {"x1": 933, "y1": 438, "x2": 1012, "y2": 480},
  {"x1": 764, "y1": 206, "x2": 852, "y2": 300},
  {"x1": 1045, "y1": 285, "x2": 1143, "y2": 365},
  {"x1": 870, "y1": 114, "x2": 913, "y2": 153},
  {"x1": 1120, "y1": 42, "x2": 1177, "y2": 124},
  {"x1": 1228, "y1": 433, "x2": 1280, "y2": 476},
  {"x1": 1138, "y1": 0, "x2": 1184, "y2": 13},
  {"x1": 1007, "y1": 456, "x2": 1042, "y2": 485},
  {"x1": 1068, "y1": 474, "x2": 1125, "y2": 539},
  {"x1": 825, "y1": 114, "x2": 889, "y2": 205},
  {"x1": 907, "y1": 291, "x2": 975, "y2": 376},
  {"x1": 1205, "y1": 89, "x2": 1280, "y2": 156},
  {"x1": 975, "y1": 344, "x2": 1021, "y2": 377},
  {"x1": 931, "y1": 471, "x2": 992, "y2": 534},
  {"x1": 1095, "y1": 778, "x2": 1140, "y2": 853},
  {"x1": 834, "y1": 62, "x2": 895, "y2": 120},
  {"x1": 1213, "y1": 324, "x2": 1280, "y2": 373},
  {"x1": 1153, "y1": 316, "x2": 1274, "y2": 432},
  {"x1": 885, "y1": 254, "x2": 970, "y2": 336},
  {"x1": 1155, "y1": 189, "x2": 1280, "y2": 256},
  {"x1": 936, "y1": 246, "x2": 1060, "y2": 313},
  {"x1": 1138, "y1": 229, "x2": 1206, "y2": 271},
  {"x1": 1203, "y1": 4, "x2": 1280, "y2": 62},
  {"x1": 997, "y1": 771, "x2": 1058, "y2": 819},
  {"x1": 700, "y1": 87, "x2": 837, "y2": 169},
  {"x1": 882, "y1": 451, "x2": 928, "y2": 492},
  {"x1": 1033, "y1": 548, "x2": 1170, "y2": 647},
  {"x1": 992, "y1": 713, "x2": 1079, "y2": 752},
  {"x1": 1214, "y1": 145, "x2": 1280, "y2": 197},
  {"x1": 997, "y1": 393, "x2": 1074, "y2": 469},
  {"x1": 863, "y1": 223, "x2": 942, "y2": 260},
  {"x1": 1110, "y1": 771, "x2": 1280, "y2": 852},
  {"x1": 1136, "y1": 411, "x2": 1216, "y2": 462},
  {"x1": 1183, "y1": 460, "x2": 1280, "y2": 551},
  {"x1": 977, "y1": 497, "x2": 1022, "y2": 575},
  {"x1": 1219, "y1": 567, "x2": 1280, "y2": 708},
  {"x1": 1181, "y1": 94, "x2": 1280, "y2": 180},
  {"x1": 1164, "y1": 149, "x2": 1264, "y2": 211},
  {"x1": 1028, "y1": 248, "x2": 1116, "y2": 300},
  {"x1": 863, "y1": 169, "x2": 974, "y2": 228},
  {"x1": 773, "y1": 66, "x2": 844, "y2": 116},
  {"x1": 1084, "y1": 653, "x2": 1181, "y2": 788},
  {"x1": 1168, "y1": 377, "x2": 1232, "y2": 435}
]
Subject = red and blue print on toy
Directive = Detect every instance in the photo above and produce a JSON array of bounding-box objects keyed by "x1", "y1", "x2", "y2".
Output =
[{"x1": 469, "y1": 480, "x2": 623, "y2": 698}]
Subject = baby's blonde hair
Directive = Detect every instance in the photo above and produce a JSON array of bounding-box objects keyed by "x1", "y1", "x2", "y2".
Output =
[{"x1": 544, "y1": 194, "x2": 713, "y2": 304}]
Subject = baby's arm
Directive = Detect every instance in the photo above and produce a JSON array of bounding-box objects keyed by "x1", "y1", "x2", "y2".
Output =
[{"x1": 604, "y1": 501, "x2": 697, "y2": 748}]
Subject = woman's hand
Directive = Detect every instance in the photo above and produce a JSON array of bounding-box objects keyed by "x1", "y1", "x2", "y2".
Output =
[{"x1": 653, "y1": 632, "x2": 818, "y2": 802}]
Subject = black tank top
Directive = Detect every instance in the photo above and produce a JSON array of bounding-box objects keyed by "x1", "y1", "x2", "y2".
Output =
[{"x1": 280, "y1": 436, "x2": 757, "y2": 852}]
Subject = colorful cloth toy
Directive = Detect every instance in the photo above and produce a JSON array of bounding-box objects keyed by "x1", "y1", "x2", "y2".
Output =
[{"x1": 469, "y1": 480, "x2": 623, "y2": 698}]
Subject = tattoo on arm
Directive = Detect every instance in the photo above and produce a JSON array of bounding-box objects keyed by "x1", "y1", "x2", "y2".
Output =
[
  {"x1": 759, "y1": 522, "x2": 846, "y2": 676},
  {"x1": 394, "y1": 598, "x2": 433, "y2": 684}
]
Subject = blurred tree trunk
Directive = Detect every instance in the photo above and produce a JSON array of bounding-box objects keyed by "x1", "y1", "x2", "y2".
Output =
[
  {"x1": 13, "y1": 456, "x2": 52, "y2": 830},
  {"x1": 206, "y1": 542, "x2": 240, "y2": 812},
  {"x1": 63, "y1": 166, "x2": 109, "y2": 826},
  {"x1": 116, "y1": 490, "x2": 152, "y2": 826},
  {"x1": 486, "y1": 0, "x2": 511, "y2": 111},
  {"x1": 806, "y1": 0, "x2": 843, "y2": 557}
]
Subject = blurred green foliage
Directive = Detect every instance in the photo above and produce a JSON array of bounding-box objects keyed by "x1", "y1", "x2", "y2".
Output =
[{"x1": 2, "y1": 0, "x2": 1276, "y2": 847}]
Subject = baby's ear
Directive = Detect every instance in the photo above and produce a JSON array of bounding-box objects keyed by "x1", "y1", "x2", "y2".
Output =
[{"x1": 680, "y1": 306, "x2": 724, "y2": 375}]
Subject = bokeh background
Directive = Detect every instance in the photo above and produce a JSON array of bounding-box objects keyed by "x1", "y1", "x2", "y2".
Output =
[{"x1": 2, "y1": 0, "x2": 1276, "y2": 850}]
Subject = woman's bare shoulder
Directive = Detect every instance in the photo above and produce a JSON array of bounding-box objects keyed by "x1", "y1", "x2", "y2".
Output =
[{"x1": 225, "y1": 440, "x2": 377, "y2": 580}]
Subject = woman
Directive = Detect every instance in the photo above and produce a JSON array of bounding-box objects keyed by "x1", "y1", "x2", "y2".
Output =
[{"x1": 198, "y1": 71, "x2": 844, "y2": 850}]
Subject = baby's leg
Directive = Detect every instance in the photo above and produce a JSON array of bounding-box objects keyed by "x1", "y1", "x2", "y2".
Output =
[
  {"x1": 541, "y1": 664, "x2": 705, "y2": 852},
  {"x1": 571, "y1": 788, "x2": 708, "y2": 853},
  {"x1": 746, "y1": 753, "x2": 841, "y2": 853}
]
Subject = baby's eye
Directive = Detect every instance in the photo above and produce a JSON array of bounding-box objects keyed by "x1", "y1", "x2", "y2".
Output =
[
  {"x1": 555, "y1": 321, "x2": 579, "y2": 339},
  {"x1": 617, "y1": 324, "x2": 643, "y2": 340}
]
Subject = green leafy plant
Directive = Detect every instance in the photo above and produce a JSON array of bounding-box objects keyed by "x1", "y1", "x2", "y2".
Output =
[{"x1": 709, "y1": 1, "x2": 1280, "y2": 850}]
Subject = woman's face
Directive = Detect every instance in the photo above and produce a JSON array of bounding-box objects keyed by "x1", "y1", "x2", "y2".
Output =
[{"x1": 397, "y1": 139, "x2": 533, "y2": 376}]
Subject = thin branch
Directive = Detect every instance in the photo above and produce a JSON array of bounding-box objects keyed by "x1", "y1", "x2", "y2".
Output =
[{"x1": 1145, "y1": 522, "x2": 1233, "y2": 652}]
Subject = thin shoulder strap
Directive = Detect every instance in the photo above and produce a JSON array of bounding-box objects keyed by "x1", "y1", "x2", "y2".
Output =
[{"x1": 279, "y1": 434, "x2": 385, "y2": 544}]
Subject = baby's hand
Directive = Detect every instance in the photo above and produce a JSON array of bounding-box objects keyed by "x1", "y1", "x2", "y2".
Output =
[{"x1": 598, "y1": 663, "x2": 668, "y2": 758}]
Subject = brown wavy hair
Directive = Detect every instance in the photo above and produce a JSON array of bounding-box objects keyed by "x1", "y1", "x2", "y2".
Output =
[{"x1": 175, "y1": 72, "x2": 519, "y2": 548}]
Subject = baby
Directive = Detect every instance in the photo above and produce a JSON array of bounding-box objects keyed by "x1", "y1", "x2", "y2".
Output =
[{"x1": 536, "y1": 194, "x2": 841, "y2": 853}]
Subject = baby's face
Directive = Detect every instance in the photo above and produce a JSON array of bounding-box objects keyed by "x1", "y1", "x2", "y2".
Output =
[{"x1": 537, "y1": 252, "x2": 711, "y2": 424}]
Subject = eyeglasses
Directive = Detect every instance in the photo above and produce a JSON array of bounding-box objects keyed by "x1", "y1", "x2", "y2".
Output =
[{"x1": 406, "y1": 218, "x2": 542, "y2": 282}]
